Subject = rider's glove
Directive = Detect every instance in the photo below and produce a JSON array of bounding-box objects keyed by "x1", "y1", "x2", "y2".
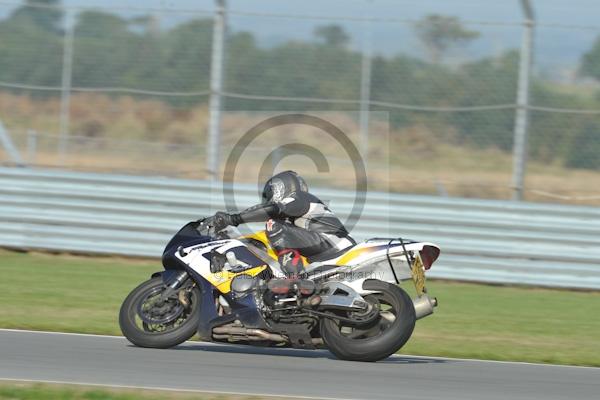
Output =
[{"x1": 212, "y1": 211, "x2": 242, "y2": 231}]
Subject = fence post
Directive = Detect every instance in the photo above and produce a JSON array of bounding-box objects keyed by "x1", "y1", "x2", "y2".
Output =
[
  {"x1": 58, "y1": 9, "x2": 75, "y2": 166},
  {"x1": 511, "y1": 0, "x2": 535, "y2": 201},
  {"x1": 359, "y1": 14, "x2": 373, "y2": 167},
  {"x1": 0, "y1": 120, "x2": 24, "y2": 166},
  {"x1": 206, "y1": 0, "x2": 227, "y2": 181},
  {"x1": 27, "y1": 130, "x2": 37, "y2": 165}
]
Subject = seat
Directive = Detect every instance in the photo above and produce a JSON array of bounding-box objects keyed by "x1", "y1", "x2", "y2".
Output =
[{"x1": 306, "y1": 243, "x2": 356, "y2": 263}]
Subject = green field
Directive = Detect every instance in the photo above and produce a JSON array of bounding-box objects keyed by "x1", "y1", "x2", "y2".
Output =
[
  {"x1": 0, "y1": 382, "x2": 291, "y2": 400},
  {"x1": 1, "y1": 249, "x2": 599, "y2": 366}
]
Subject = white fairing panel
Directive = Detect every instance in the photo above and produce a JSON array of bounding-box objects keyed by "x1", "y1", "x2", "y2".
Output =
[
  {"x1": 173, "y1": 237, "x2": 439, "y2": 292},
  {"x1": 330, "y1": 240, "x2": 439, "y2": 286},
  {"x1": 175, "y1": 239, "x2": 245, "y2": 281}
]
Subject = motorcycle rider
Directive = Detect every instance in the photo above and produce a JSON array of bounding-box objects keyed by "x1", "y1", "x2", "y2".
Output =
[{"x1": 212, "y1": 170, "x2": 355, "y2": 276}]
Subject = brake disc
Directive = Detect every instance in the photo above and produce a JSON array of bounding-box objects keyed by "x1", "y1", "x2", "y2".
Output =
[{"x1": 137, "y1": 288, "x2": 185, "y2": 325}]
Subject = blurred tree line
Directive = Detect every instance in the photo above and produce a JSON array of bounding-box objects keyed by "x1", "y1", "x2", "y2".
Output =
[{"x1": 1, "y1": 1, "x2": 599, "y2": 170}]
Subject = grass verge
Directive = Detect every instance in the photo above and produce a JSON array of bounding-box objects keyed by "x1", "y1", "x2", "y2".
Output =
[
  {"x1": 1, "y1": 249, "x2": 599, "y2": 366},
  {"x1": 0, "y1": 381, "x2": 295, "y2": 400}
]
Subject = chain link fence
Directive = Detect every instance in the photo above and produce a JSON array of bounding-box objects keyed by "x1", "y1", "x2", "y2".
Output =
[{"x1": 0, "y1": 0, "x2": 599, "y2": 204}]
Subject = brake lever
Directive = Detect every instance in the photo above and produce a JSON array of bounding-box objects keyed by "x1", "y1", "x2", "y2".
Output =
[{"x1": 196, "y1": 217, "x2": 215, "y2": 236}]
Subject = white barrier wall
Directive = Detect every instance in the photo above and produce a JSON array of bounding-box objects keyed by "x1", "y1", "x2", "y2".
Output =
[{"x1": 1, "y1": 167, "x2": 599, "y2": 289}]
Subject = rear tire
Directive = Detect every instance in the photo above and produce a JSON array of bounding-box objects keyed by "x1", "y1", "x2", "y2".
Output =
[
  {"x1": 320, "y1": 280, "x2": 416, "y2": 362},
  {"x1": 119, "y1": 277, "x2": 201, "y2": 348}
]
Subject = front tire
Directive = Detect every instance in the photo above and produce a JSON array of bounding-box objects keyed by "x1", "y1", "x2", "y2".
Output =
[
  {"x1": 119, "y1": 277, "x2": 201, "y2": 348},
  {"x1": 320, "y1": 280, "x2": 416, "y2": 362}
]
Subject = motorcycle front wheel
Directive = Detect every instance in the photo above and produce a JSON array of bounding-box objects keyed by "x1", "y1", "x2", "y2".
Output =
[
  {"x1": 320, "y1": 280, "x2": 416, "y2": 362},
  {"x1": 119, "y1": 277, "x2": 201, "y2": 348}
]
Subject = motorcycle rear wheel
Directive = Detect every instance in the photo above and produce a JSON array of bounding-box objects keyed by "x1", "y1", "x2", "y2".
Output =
[
  {"x1": 320, "y1": 280, "x2": 416, "y2": 362},
  {"x1": 119, "y1": 277, "x2": 201, "y2": 348}
]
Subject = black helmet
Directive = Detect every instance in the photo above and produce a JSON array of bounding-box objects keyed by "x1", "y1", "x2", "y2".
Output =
[{"x1": 262, "y1": 170, "x2": 308, "y2": 203}]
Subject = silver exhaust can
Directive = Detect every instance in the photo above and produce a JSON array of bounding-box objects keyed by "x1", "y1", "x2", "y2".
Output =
[{"x1": 413, "y1": 295, "x2": 438, "y2": 319}]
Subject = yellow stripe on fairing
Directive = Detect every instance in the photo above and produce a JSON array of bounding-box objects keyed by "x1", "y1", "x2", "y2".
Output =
[
  {"x1": 205, "y1": 265, "x2": 268, "y2": 294},
  {"x1": 335, "y1": 243, "x2": 395, "y2": 265},
  {"x1": 336, "y1": 246, "x2": 378, "y2": 265},
  {"x1": 241, "y1": 230, "x2": 278, "y2": 260},
  {"x1": 240, "y1": 230, "x2": 308, "y2": 265}
]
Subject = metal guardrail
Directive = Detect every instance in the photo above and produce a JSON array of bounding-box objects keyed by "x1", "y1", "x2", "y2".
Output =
[{"x1": 1, "y1": 167, "x2": 599, "y2": 289}]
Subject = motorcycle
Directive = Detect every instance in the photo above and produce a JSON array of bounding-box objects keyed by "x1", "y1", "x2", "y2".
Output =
[{"x1": 119, "y1": 217, "x2": 440, "y2": 362}]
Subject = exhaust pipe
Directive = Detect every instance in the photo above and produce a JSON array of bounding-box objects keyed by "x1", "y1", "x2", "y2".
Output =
[
  {"x1": 212, "y1": 326, "x2": 288, "y2": 343},
  {"x1": 413, "y1": 295, "x2": 438, "y2": 320}
]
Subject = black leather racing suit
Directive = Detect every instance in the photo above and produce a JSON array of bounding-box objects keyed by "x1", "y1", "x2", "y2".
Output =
[{"x1": 232, "y1": 191, "x2": 355, "y2": 262}]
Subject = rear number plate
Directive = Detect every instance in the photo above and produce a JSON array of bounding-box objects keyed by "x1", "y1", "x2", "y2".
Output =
[{"x1": 411, "y1": 254, "x2": 427, "y2": 296}]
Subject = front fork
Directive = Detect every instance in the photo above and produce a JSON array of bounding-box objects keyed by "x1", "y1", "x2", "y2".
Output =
[{"x1": 158, "y1": 270, "x2": 190, "y2": 301}]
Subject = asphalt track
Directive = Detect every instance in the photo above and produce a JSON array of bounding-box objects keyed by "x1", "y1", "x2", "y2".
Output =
[{"x1": 1, "y1": 329, "x2": 599, "y2": 400}]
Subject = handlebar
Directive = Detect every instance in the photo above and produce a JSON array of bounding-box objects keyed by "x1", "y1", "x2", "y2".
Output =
[{"x1": 194, "y1": 216, "x2": 236, "y2": 239}]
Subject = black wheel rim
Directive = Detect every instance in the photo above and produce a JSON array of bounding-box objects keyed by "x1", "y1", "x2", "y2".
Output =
[
  {"x1": 132, "y1": 283, "x2": 197, "y2": 334},
  {"x1": 336, "y1": 292, "x2": 398, "y2": 341}
]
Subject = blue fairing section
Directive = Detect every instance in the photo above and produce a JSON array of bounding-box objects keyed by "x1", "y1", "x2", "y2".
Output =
[
  {"x1": 185, "y1": 269, "x2": 219, "y2": 340},
  {"x1": 196, "y1": 288, "x2": 268, "y2": 339},
  {"x1": 150, "y1": 269, "x2": 184, "y2": 286},
  {"x1": 162, "y1": 222, "x2": 212, "y2": 271},
  {"x1": 158, "y1": 221, "x2": 269, "y2": 340},
  {"x1": 226, "y1": 292, "x2": 266, "y2": 329},
  {"x1": 184, "y1": 267, "x2": 265, "y2": 339}
]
